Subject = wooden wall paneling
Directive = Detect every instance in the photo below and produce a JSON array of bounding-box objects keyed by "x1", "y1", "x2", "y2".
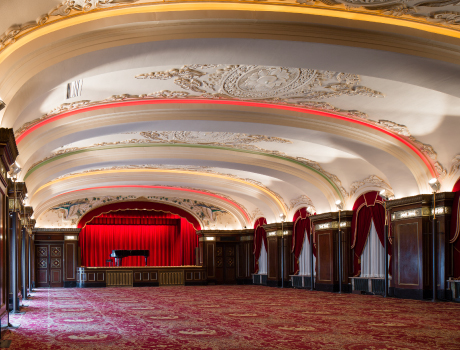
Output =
[
  {"x1": 205, "y1": 241, "x2": 216, "y2": 282},
  {"x1": 224, "y1": 243, "x2": 236, "y2": 284},
  {"x1": 0, "y1": 193, "x2": 6, "y2": 327},
  {"x1": 310, "y1": 211, "x2": 353, "y2": 293},
  {"x1": 282, "y1": 235, "x2": 293, "y2": 283},
  {"x1": 388, "y1": 193, "x2": 455, "y2": 300},
  {"x1": 64, "y1": 241, "x2": 77, "y2": 287},
  {"x1": 317, "y1": 232, "x2": 332, "y2": 283},
  {"x1": 30, "y1": 237, "x2": 35, "y2": 289},
  {"x1": 267, "y1": 236, "x2": 279, "y2": 282},
  {"x1": 396, "y1": 221, "x2": 420, "y2": 287},
  {"x1": 215, "y1": 243, "x2": 224, "y2": 284},
  {"x1": 0, "y1": 129, "x2": 18, "y2": 324}
]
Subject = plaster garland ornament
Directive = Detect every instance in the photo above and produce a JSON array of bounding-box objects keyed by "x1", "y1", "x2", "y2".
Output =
[
  {"x1": 2, "y1": 1, "x2": 460, "y2": 54},
  {"x1": 249, "y1": 207, "x2": 264, "y2": 223},
  {"x1": 289, "y1": 195, "x2": 316, "y2": 213},
  {"x1": 349, "y1": 175, "x2": 394, "y2": 197},
  {"x1": 39, "y1": 194, "x2": 241, "y2": 229}
]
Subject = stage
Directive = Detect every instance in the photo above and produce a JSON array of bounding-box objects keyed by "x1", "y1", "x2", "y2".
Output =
[{"x1": 77, "y1": 266, "x2": 206, "y2": 287}]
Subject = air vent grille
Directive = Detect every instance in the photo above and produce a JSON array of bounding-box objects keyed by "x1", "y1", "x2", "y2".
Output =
[{"x1": 66, "y1": 79, "x2": 83, "y2": 99}]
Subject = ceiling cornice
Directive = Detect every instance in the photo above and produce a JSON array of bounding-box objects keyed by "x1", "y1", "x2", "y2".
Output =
[{"x1": 2, "y1": 0, "x2": 460, "y2": 59}]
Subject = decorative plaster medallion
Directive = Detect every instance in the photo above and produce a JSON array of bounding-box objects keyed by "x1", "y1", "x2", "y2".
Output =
[
  {"x1": 222, "y1": 66, "x2": 316, "y2": 99},
  {"x1": 135, "y1": 64, "x2": 385, "y2": 101},
  {"x1": 349, "y1": 175, "x2": 393, "y2": 197}
]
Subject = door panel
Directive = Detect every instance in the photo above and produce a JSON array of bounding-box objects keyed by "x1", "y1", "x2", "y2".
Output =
[
  {"x1": 50, "y1": 245, "x2": 64, "y2": 287},
  {"x1": 35, "y1": 245, "x2": 49, "y2": 287},
  {"x1": 215, "y1": 243, "x2": 236, "y2": 285},
  {"x1": 35, "y1": 244, "x2": 64, "y2": 288}
]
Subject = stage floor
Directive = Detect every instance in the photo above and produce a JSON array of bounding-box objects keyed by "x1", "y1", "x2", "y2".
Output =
[{"x1": 4, "y1": 286, "x2": 460, "y2": 349}]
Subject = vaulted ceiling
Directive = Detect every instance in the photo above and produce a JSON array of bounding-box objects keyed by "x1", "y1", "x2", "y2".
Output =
[{"x1": 1, "y1": 0, "x2": 460, "y2": 229}]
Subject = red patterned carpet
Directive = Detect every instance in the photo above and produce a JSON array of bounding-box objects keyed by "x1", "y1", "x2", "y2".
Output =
[{"x1": 2, "y1": 286, "x2": 460, "y2": 349}]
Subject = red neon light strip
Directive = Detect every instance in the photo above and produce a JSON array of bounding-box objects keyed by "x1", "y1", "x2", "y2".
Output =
[
  {"x1": 17, "y1": 99, "x2": 436, "y2": 177},
  {"x1": 52, "y1": 185, "x2": 250, "y2": 222}
]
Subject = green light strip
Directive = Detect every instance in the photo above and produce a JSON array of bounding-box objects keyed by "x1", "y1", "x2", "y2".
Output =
[{"x1": 24, "y1": 143, "x2": 344, "y2": 201}]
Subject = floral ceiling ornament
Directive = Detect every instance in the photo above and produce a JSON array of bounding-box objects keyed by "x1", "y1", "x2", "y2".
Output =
[
  {"x1": 349, "y1": 175, "x2": 394, "y2": 197},
  {"x1": 2, "y1": 0, "x2": 460, "y2": 53}
]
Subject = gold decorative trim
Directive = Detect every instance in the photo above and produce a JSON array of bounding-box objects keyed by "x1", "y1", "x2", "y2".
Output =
[
  {"x1": 314, "y1": 221, "x2": 350, "y2": 231},
  {"x1": 391, "y1": 206, "x2": 451, "y2": 221}
]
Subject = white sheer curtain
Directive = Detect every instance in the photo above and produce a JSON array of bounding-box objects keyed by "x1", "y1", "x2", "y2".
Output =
[
  {"x1": 258, "y1": 239, "x2": 268, "y2": 274},
  {"x1": 361, "y1": 220, "x2": 387, "y2": 278},
  {"x1": 299, "y1": 229, "x2": 316, "y2": 276}
]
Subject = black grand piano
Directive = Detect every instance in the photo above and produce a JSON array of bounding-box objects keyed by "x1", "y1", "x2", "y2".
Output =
[{"x1": 110, "y1": 250, "x2": 149, "y2": 266}]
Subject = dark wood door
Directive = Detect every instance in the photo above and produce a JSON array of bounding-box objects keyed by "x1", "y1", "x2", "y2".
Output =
[
  {"x1": 35, "y1": 245, "x2": 49, "y2": 287},
  {"x1": 35, "y1": 244, "x2": 64, "y2": 288},
  {"x1": 215, "y1": 243, "x2": 236, "y2": 284}
]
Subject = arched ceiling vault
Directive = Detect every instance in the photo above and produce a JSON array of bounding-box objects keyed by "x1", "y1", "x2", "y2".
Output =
[{"x1": 1, "y1": 1, "x2": 460, "y2": 229}]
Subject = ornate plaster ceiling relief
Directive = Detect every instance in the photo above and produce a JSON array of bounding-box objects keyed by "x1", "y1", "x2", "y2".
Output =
[
  {"x1": 249, "y1": 207, "x2": 264, "y2": 224},
  {"x1": 34, "y1": 164, "x2": 289, "y2": 214},
  {"x1": 289, "y1": 195, "x2": 316, "y2": 213},
  {"x1": 2, "y1": 0, "x2": 460, "y2": 54},
  {"x1": 349, "y1": 175, "x2": 394, "y2": 198},
  {"x1": 297, "y1": 0, "x2": 460, "y2": 27},
  {"x1": 37, "y1": 195, "x2": 240, "y2": 229},
  {"x1": 449, "y1": 154, "x2": 460, "y2": 177},
  {"x1": 135, "y1": 65, "x2": 385, "y2": 101}
]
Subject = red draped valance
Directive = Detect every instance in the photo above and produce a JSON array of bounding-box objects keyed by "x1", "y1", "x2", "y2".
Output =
[
  {"x1": 292, "y1": 208, "x2": 315, "y2": 275},
  {"x1": 253, "y1": 217, "x2": 267, "y2": 274},
  {"x1": 350, "y1": 191, "x2": 391, "y2": 277}
]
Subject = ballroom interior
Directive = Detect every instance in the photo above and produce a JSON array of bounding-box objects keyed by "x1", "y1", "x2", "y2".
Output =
[{"x1": 0, "y1": 0, "x2": 460, "y2": 349}]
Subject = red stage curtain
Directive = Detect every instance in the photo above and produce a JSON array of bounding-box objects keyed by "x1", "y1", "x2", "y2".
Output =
[
  {"x1": 253, "y1": 217, "x2": 267, "y2": 274},
  {"x1": 81, "y1": 224, "x2": 182, "y2": 267},
  {"x1": 351, "y1": 191, "x2": 391, "y2": 276},
  {"x1": 450, "y1": 178, "x2": 460, "y2": 278},
  {"x1": 292, "y1": 208, "x2": 315, "y2": 275},
  {"x1": 78, "y1": 203, "x2": 199, "y2": 267}
]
